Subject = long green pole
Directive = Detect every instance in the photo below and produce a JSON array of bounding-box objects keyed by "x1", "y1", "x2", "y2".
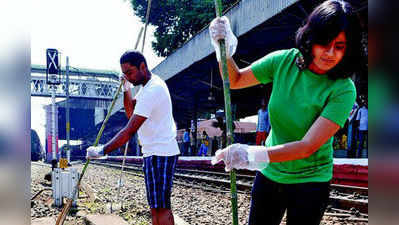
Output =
[
  {"x1": 78, "y1": 82, "x2": 123, "y2": 184},
  {"x1": 213, "y1": 1, "x2": 239, "y2": 225}
]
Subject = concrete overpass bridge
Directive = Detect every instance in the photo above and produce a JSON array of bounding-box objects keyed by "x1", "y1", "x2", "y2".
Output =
[
  {"x1": 31, "y1": 64, "x2": 121, "y2": 100},
  {"x1": 31, "y1": 64, "x2": 129, "y2": 148}
]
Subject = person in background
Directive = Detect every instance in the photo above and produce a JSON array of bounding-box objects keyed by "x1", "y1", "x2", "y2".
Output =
[
  {"x1": 183, "y1": 128, "x2": 191, "y2": 156},
  {"x1": 190, "y1": 131, "x2": 196, "y2": 156},
  {"x1": 211, "y1": 136, "x2": 218, "y2": 156},
  {"x1": 212, "y1": 109, "x2": 236, "y2": 148},
  {"x1": 347, "y1": 101, "x2": 359, "y2": 157},
  {"x1": 356, "y1": 100, "x2": 368, "y2": 157},
  {"x1": 256, "y1": 99, "x2": 270, "y2": 145},
  {"x1": 198, "y1": 131, "x2": 210, "y2": 156}
]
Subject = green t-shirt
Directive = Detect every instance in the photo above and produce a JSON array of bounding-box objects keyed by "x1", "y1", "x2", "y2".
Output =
[{"x1": 251, "y1": 48, "x2": 356, "y2": 184}]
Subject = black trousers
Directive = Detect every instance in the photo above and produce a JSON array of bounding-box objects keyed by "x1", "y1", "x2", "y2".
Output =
[
  {"x1": 182, "y1": 142, "x2": 190, "y2": 156},
  {"x1": 248, "y1": 172, "x2": 330, "y2": 225},
  {"x1": 357, "y1": 130, "x2": 368, "y2": 157}
]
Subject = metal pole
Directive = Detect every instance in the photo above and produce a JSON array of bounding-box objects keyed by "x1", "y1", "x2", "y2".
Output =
[
  {"x1": 66, "y1": 56, "x2": 71, "y2": 164},
  {"x1": 141, "y1": 0, "x2": 152, "y2": 52},
  {"x1": 135, "y1": 27, "x2": 144, "y2": 51},
  {"x1": 213, "y1": 1, "x2": 239, "y2": 225},
  {"x1": 116, "y1": 142, "x2": 129, "y2": 203},
  {"x1": 51, "y1": 84, "x2": 57, "y2": 169},
  {"x1": 194, "y1": 99, "x2": 198, "y2": 155}
]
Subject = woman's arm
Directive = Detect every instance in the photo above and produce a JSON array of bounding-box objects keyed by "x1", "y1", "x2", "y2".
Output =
[
  {"x1": 267, "y1": 116, "x2": 340, "y2": 162},
  {"x1": 212, "y1": 116, "x2": 340, "y2": 169},
  {"x1": 218, "y1": 57, "x2": 260, "y2": 89},
  {"x1": 210, "y1": 17, "x2": 260, "y2": 89}
]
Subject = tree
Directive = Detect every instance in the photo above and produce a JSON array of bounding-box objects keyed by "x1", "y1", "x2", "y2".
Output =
[{"x1": 129, "y1": 0, "x2": 239, "y2": 57}]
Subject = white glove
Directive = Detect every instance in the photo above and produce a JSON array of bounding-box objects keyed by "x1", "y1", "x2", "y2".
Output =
[
  {"x1": 211, "y1": 144, "x2": 269, "y2": 171},
  {"x1": 86, "y1": 145, "x2": 105, "y2": 159},
  {"x1": 209, "y1": 16, "x2": 238, "y2": 61},
  {"x1": 119, "y1": 75, "x2": 133, "y2": 92}
]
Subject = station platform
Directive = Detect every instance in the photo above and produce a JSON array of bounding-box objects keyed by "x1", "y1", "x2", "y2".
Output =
[
  {"x1": 105, "y1": 156, "x2": 369, "y2": 187},
  {"x1": 106, "y1": 156, "x2": 368, "y2": 165}
]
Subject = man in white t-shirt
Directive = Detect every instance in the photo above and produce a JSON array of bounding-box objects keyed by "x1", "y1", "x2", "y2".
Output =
[{"x1": 86, "y1": 51, "x2": 179, "y2": 225}]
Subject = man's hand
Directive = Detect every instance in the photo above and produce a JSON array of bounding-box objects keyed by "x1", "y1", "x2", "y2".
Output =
[
  {"x1": 119, "y1": 75, "x2": 133, "y2": 92},
  {"x1": 86, "y1": 145, "x2": 105, "y2": 159},
  {"x1": 209, "y1": 16, "x2": 238, "y2": 61},
  {"x1": 211, "y1": 144, "x2": 269, "y2": 171}
]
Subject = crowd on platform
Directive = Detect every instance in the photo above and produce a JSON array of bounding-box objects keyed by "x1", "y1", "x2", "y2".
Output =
[{"x1": 178, "y1": 96, "x2": 368, "y2": 158}]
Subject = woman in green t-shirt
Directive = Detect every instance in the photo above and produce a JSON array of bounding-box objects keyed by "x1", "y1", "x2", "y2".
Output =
[{"x1": 209, "y1": 1, "x2": 362, "y2": 224}]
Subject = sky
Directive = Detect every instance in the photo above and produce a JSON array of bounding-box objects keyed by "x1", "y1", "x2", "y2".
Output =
[
  {"x1": 30, "y1": 0, "x2": 258, "y2": 149},
  {"x1": 31, "y1": 0, "x2": 164, "y2": 147}
]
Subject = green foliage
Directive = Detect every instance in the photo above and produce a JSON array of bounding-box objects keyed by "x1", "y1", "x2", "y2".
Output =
[{"x1": 129, "y1": 0, "x2": 238, "y2": 56}]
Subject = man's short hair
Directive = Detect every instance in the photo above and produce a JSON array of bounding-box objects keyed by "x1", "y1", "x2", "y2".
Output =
[{"x1": 120, "y1": 50, "x2": 148, "y2": 69}]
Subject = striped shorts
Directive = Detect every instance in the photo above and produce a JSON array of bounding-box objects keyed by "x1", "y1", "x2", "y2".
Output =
[{"x1": 143, "y1": 155, "x2": 178, "y2": 209}]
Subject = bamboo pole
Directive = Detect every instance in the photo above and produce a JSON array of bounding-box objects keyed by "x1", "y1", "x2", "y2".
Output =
[
  {"x1": 213, "y1": 1, "x2": 239, "y2": 225},
  {"x1": 56, "y1": 1, "x2": 153, "y2": 222}
]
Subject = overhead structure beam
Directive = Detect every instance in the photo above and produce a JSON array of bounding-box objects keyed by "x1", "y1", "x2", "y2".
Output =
[
  {"x1": 32, "y1": 64, "x2": 119, "y2": 80},
  {"x1": 152, "y1": 0, "x2": 299, "y2": 81},
  {"x1": 31, "y1": 75, "x2": 120, "y2": 100}
]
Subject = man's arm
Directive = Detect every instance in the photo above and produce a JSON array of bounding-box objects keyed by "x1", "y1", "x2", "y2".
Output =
[
  {"x1": 123, "y1": 89, "x2": 136, "y2": 119},
  {"x1": 103, "y1": 114, "x2": 147, "y2": 154}
]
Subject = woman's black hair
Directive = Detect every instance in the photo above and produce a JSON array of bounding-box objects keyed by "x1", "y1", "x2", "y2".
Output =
[
  {"x1": 120, "y1": 50, "x2": 148, "y2": 68},
  {"x1": 295, "y1": 0, "x2": 362, "y2": 80}
]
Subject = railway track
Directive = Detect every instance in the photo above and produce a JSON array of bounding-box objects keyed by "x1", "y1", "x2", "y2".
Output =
[
  {"x1": 31, "y1": 161, "x2": 368, "y2": 223},
  {"x1": 90, "y1": 160, "x2": 368, "y2": 217}
]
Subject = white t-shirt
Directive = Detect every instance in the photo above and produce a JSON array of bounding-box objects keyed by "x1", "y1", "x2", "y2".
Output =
[
  {"x1": 356, "y1": 106, "x2": 368, "y2": 131},
  {"x1": 133, "y1": 74, "x2": 180, "y2": 157}
]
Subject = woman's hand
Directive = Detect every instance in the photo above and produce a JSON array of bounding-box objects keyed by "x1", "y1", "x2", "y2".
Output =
[
  {"x1": 209, "y1": 16, "x2": 238, "y2": 61},
  {"x1": 212, "y1": 144, "x2": 269, "y2": 171}
]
